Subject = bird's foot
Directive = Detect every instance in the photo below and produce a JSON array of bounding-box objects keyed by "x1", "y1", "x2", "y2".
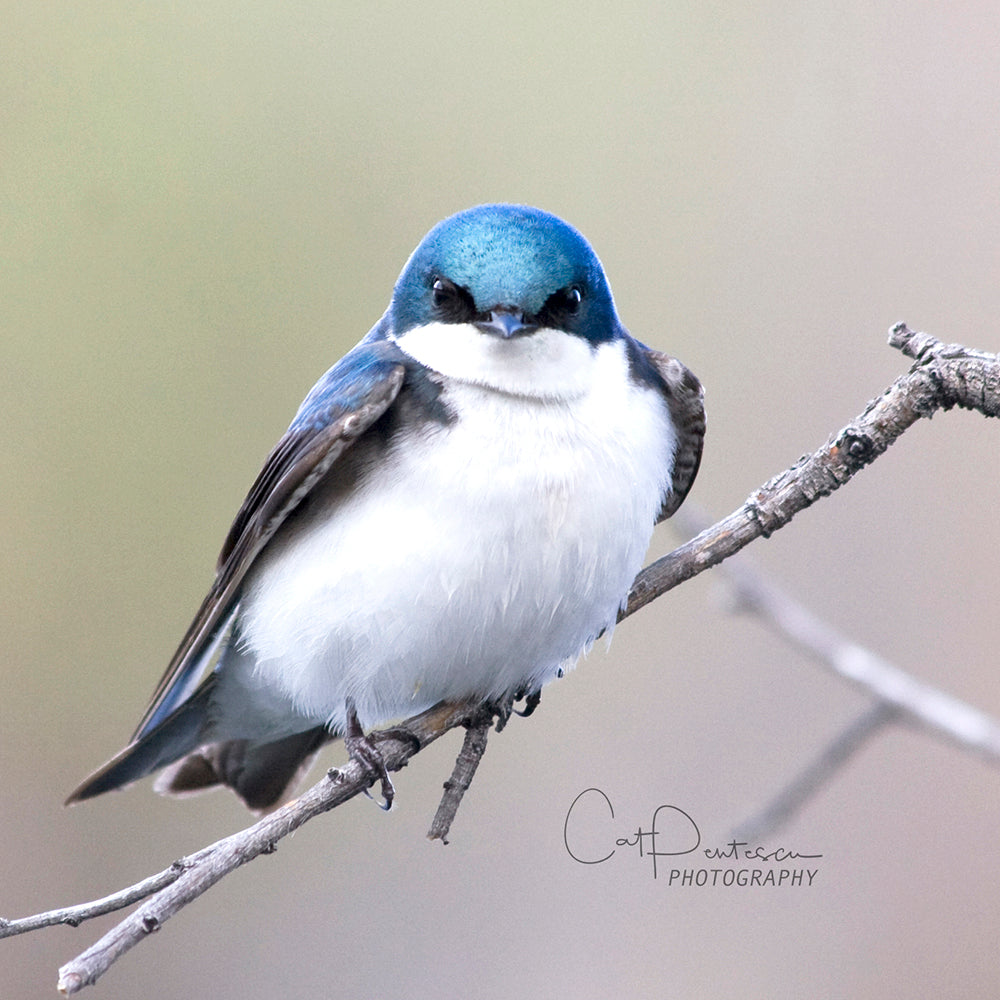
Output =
[
  {"x1": 492, "y1": 687, "x2": 541, "y2": 732},
  {"x1": 343, "y1": 700, "x2": 403, "y2": 811},
  {"x1": 512, "y1": 688, "x2": 542, "y2": 718}
]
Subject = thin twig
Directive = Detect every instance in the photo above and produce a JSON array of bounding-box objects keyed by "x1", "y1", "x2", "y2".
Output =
[
  {"x1": 0, "y1": 862, "x2": 202, "y2": 938},
  {"x1": 732, "y1": 702, "x2": 899, "y2": 843},
  {"x1": 427, "y1": 712, "x2": 493, "y2": 844}
]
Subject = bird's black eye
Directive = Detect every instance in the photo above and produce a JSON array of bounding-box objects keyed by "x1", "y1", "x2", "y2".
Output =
[
  {"x1": 432, "y1": 277, "x2": 454, "y2": 306},
  {"x1": 539, "y1": 284, "x2": 584, "y2": 327},
  {"x1": 431, "y1": 277, "x2": 475, "y2": 322}
]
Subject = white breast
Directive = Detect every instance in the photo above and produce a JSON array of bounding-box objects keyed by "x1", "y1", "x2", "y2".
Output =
[{"x1": 232, "y1": 327, "x2": 677, "y2": 734}]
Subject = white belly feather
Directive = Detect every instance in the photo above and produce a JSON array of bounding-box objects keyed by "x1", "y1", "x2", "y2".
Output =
[{"x1": 231, "y1": 329, "x2": 676, "y2": 733}]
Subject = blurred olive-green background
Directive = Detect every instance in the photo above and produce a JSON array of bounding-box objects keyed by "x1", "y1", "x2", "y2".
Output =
[{"x1": 4, "y1": 3, "x2": 1000, "y2": 997}]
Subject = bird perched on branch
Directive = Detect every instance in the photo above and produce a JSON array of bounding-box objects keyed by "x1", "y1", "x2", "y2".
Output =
[{"x1": 68, "y1": 204, "x2": 705, "y2": 812}]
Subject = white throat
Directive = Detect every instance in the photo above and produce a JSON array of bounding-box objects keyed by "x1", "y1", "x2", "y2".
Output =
[{"x1": 390, "y1": 321, "x2": 598, "y2": 400}]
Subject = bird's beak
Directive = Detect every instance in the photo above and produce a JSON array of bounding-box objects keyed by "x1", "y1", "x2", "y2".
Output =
[{"x1": 474, "y1": 307, "x2": 538, "y2": 339}]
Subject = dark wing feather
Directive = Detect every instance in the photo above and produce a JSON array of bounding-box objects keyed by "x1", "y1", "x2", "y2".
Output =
[
  {"x1": 646, "y1": 350, "x2": 705, "y2": 521},
  {"x1": 131, "y1": 348, "x2": 406, "y2": 741}
]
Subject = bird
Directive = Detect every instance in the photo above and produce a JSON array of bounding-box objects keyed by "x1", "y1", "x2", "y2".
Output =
[{"x1": 67, "y1": 204, "x2": 705, "y2": 812}]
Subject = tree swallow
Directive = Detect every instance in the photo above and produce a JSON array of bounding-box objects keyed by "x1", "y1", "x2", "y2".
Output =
[{"x1": 68, "y1": 204, "x2": 705, "y2": 812}]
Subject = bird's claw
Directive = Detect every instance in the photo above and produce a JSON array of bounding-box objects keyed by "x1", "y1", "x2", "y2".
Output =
[
  {"x1": 343, "y1": 700, "x2": 396, "y2": 810},
  {"x1": 343, "y1": 702, "x2": 423, "y2": 810},
  {"x1": 512, "y1": 689, "x2": 541, "y2": 718},
  {"x1": 491, "y1": 688, "x2": 541, "y2": 732}
]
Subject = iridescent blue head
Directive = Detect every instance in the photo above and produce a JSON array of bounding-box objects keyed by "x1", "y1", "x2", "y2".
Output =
[{"x1": 389, "y1": 204, "x2": 622, "y2": 344}]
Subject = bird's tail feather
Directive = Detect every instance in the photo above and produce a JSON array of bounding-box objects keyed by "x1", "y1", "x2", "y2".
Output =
[
  {"x1": 155, "y1": 726, "x2": 332, "y2": 812},
  {"x1": 66, "y1": 680, "x2": 213, "y2": 804},
  {"x1": 67, "y1": 675, "x2": 333, "y2": 812}
]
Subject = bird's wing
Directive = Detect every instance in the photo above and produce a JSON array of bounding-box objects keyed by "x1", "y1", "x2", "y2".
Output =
[
  {"x1": 131, "y1": 340, "x2": 407, "y2": 740},
  {"x1": 645, "y1": 349, "x2": 706, "y2": 521}
]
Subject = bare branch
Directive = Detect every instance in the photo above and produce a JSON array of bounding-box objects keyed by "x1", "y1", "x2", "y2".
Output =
[
  {"x1": 632, "y1": 326, "x2": 1000, "y2": 837},
  {"x1": 52, "y1": 701, "x2": 474, "y2": 995},
  {"x1": 624, "y1": 324, "x2": 1000, "y2": 618},
  {"x1": 1, "y1": 325, "x2": 997, "y2": 994}
]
